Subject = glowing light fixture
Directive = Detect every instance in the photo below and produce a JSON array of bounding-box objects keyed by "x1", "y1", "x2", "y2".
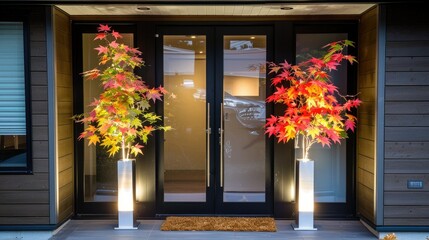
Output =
[
  {"x1": 293, "y1": 159, "x2": 317, "y2": 231},
  {"x1": 115, "y1": 160, "x2": 138, "y2": 230},
  {"x1": 182, "y1": 79, "x2": 195, "y2": 88}
]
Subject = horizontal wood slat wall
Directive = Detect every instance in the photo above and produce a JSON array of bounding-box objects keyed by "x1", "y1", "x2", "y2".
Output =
[
  {"x1": 0, "y1": 6, "x2": 50, "y2": 225},
  {"x1": 384, "y1": 3, "x2": 429, "y2": 226},
  {"x1": 54, "y1": 6, "x2": 74, "y2": 224},
  {"x1": 357, "y1": 6, "x2": 378, "y2": 224}
]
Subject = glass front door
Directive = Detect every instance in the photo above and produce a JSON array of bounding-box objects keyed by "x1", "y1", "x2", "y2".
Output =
[{"x1": 157, "y1": 26, "x2": 272, "y2": 215}]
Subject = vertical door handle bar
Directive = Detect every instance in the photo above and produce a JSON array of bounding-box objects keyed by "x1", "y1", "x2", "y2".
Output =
[
  {"x1": 206, "y1": 103, "x2": 211, "y2": 187},
  {"x1": 219, "y1": 103, "x2": 224, "y2": 188}
]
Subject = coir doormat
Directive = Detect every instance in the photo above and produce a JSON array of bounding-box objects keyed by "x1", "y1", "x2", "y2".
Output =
[{"x1": 160, "y1": 216, "x2": 277, "y2": 232}]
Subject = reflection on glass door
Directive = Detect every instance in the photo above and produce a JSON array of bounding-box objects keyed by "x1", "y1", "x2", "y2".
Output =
[
  {"x1": 82, "y1": 33, "x2": 134, "y2": 202},
  {"x1": 163, "y1": 35, "x2": 207, "y2": 202},
  {"x1": 222, "y1": 35, "x2": 267, "y2": 202},
  {"x1": 296, "y1": 33, "x2": 348, "y2": 203}
]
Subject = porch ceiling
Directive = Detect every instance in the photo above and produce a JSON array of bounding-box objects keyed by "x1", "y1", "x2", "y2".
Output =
[{"x1": 56, "y1": 3, "x2": 374, "y2": 16}]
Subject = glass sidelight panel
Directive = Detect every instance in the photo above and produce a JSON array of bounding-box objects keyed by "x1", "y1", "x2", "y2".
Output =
[
  {"x1": 163, "y1": 35, "x2": 207, "y2": 202},
  {"x1": 296, "y1": 33, "x2": 348, "y2": 203},
  {"x1": 222, "y1": 35, "x2": 266, "y2": 202},
  {"x1": 82, "y1": 33, "x2": 134, "y2": 202}
]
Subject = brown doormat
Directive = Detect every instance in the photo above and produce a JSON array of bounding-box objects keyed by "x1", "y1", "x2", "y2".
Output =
[{"x1": 160, "y1": 216, "x2": 277, "y2": 232}]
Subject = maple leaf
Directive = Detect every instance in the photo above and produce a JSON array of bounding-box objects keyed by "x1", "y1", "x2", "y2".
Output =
[
  {"x1": 317, "y1": 136, "x2": 331, "y2": 147},
  {"x1": 325, "y1": 61, "x2": 340, "y2": 71},
  {"x1": 78, "y1": 131, "x2": 87, "y2": 140},
  {"x1": 98, "y1": 24, "x2": 111, "y2": 32},
  {"x1": 309, "y1": 57, "x2": 324, "y2": 68},
  {"x1": 307, "y1": 127, "x2": 320, "y2": 139},
  {"x1": 109, "y1": 41, "x2": 119, "y2": 48},
  {"x1": 95, "y1": 45, "x2": 108, "y2": 55},
  {"x1": 325, "y1": 129, "x2": 341, "y2": 144},
  {"x1": 113, "y1": 53, "x2": 124, "y2": 61},
  {"x1": 345, "y1": 119, "x2": 356, "y2": 132},
  {"x1": 266, "y1": 115, "x2": 278, "y2": 126},
  {"x1": 106, "y1": 105, "x2": 116, "y2": 114},
  {"x1": 107, "y1": 145, "x2": 120, "y2": 157},
  {"x1": 351, "y1": 99, "x2": 362, "y2": 108},
  {"x1": 88, "y1": 134, "x2": 100, "y2": 146},
  {"x1": 94, "y1": 33, "x2": 106, "y2": 41},
  {"x1": 268, "y1": 66, "x2": 282, "y2": 74},
  {"x1": 100, "y1": 55, "x2": 109, "y2": 65},
  {"x1": 270, "y1": 77, "x2": 283, "y2": 86},
  {"x1": 132, "y1": 56, "x2": 143, "y2": 64},
  {"x1": 111, "y1": 30, "x2": 123, "y2": 39},
  {"x1": 279, "y1": 60, "x2": 291, "y2": 69},
  {"x1": 143, "y1": 125, "x2": 154, "y2": 133},
  {"x1": 129, "y1": 47, "x2": 142, "y2": 55},
  {"x1": 131, "y1": 144, "x2": 144, "y2": 156},
  {"x1": 325, "y1": 83, "x2": 338, "y2": 94},
  {"x1": 265, "y1": 125, "x2": 277, "y2": 137},
  {"x1": 158, "y1": 86, "x2": 168, "y2": 94},
  {"x1": 146, "y1": 89, "x2": 162, "y2": 102},
  {"x1": 116, "y1": 73, "x2": 126, "y2": 82}
]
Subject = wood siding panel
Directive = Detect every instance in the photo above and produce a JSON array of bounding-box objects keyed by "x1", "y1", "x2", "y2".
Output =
[
  {"x1": 385, "y1": 127, "x2": 429, "y2": 142},
  {"x1": 385, "y1": 192, "x2": 429, "y2": 205},
  {"x1": 0, "y1": 205, "x2": 49, "y2": 217},
  {"x1": 385, "y1": 159, "x2": 429, "y2": 174},
  {"x1": 54, "y1": 7, "x2": 74, "y2": 224},
  {"x1": 386, "y1": 72, "x2": 429, "y2": 86},
  {"x1": 385, "y1": 206, "x2": 429, "y2": 218},
  {"x1": 0, "y1": 191, "x2": 49, "y2": 204},
  {"x1": 0, "y1": 174, "x2": 48, "y2": 190},
  {"x1": 386, "y1": 41, "x2": 429, "y2": 57},
  {"x1": 385, "y1": 142, "x2": 429, "y2": 159},
  {"x1": 385, "y1": 86, "x2": 429, "y2": 101},
  {"x1": 357, "y1": 7, "x2": 377, "y2": 225},
  {"x1": 0, "y1": 217, "x2": 49, "y2": 225},
  {"x1": 0, "y1": 5, "x2": 50, "y2": 225},
  {"x1": 384, "y1": 218, "x2": 429, "y2": 226},
  {"x1": 385, "y1": 174, "x2": 429, "y2": 191},
  {"x1": 385, "y1": 115, "x2": 429, "y2": 127},
  {"x1": 385, "y1": 102, "x2": 429, "y2": 114},
  {"x1": 384, "y1": 5, "x2": 429, "y2": 226}
]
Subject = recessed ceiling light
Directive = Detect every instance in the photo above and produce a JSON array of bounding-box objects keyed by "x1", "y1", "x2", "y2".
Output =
[
  {"x1": 190, "y1": 36, "x2": 196, "y2": 39},
  {"x1": 250, "y1": 36, "x2": 255, "y2": 40},
  {"x1": 136, "y1": 6, "x2": 151, "y2": 11},
  {"x1": 280, "y1": 7, "x2": 293, "y2": 10}
]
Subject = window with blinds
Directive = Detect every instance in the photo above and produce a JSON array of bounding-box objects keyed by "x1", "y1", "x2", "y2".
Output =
[{"x1": 0, "y1": 22, "x2": 29, "y2": 171}]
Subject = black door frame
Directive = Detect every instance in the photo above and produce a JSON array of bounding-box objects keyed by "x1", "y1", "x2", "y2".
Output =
[
  {"x1": 155, "y1": 25, "x2": 274, "y2": 215},
  {"x1": 293, "y1": 23, "x2": 358, "y2": 218},
  {"x1": 155, "y1": 26, "x2": 216, "y2": 215},
  {"x1": 72, "y1": 23, "x2": 139, "y2": 217},
  {"x1": 72, "y1": 20, "x2": 358, "y2": 219},
  {"x1": 214, "y1": 26, "x2": 274, "y2": 215}
]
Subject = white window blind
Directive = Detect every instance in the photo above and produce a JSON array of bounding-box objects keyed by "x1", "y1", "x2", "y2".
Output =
[{"x1": 0, "y1": 22, "x2": 26, "y2": 136}]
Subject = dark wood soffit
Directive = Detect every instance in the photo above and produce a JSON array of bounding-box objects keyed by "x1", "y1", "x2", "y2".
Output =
[{"x1": 70, "y1": 14, "x2": 360, "y2": 22}]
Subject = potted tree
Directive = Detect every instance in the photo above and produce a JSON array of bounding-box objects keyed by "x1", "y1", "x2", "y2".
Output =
[
  {"x1": 75, "y1": 24, "x2": 170, "y2": 229},
  {"x1": 265, "y1": 40, "x2": 361, "y2": 230}
]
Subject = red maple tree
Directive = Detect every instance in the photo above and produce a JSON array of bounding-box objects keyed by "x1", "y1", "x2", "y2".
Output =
[{"x1": 265, "y1": 40, "x2": 361, "y2": 160}]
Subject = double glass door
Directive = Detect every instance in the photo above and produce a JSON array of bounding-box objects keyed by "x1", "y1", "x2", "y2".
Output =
[{"x1": 157, "y1": 26, "x2": 272, "y2": 215}]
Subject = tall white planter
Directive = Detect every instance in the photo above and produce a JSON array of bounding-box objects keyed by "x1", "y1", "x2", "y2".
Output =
[
  {"x1": 115, "y1": 160, "x2": 138, "y2": 230},
  {"x1": 293, "y1": 159, "x2": 317, "y2": 231}
]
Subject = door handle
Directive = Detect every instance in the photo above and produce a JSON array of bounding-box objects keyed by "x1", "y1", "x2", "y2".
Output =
[
  {"x1": 219, "y1": 102, "x2": 224, "y2": 188},
  {"x1": 206, "y1": 103, "x2": 211, "y2": 187}
]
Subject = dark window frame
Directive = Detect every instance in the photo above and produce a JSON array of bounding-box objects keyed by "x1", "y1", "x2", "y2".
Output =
[{"x1": 0, "y1": 17, "x2": 33, "y2": 174}]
